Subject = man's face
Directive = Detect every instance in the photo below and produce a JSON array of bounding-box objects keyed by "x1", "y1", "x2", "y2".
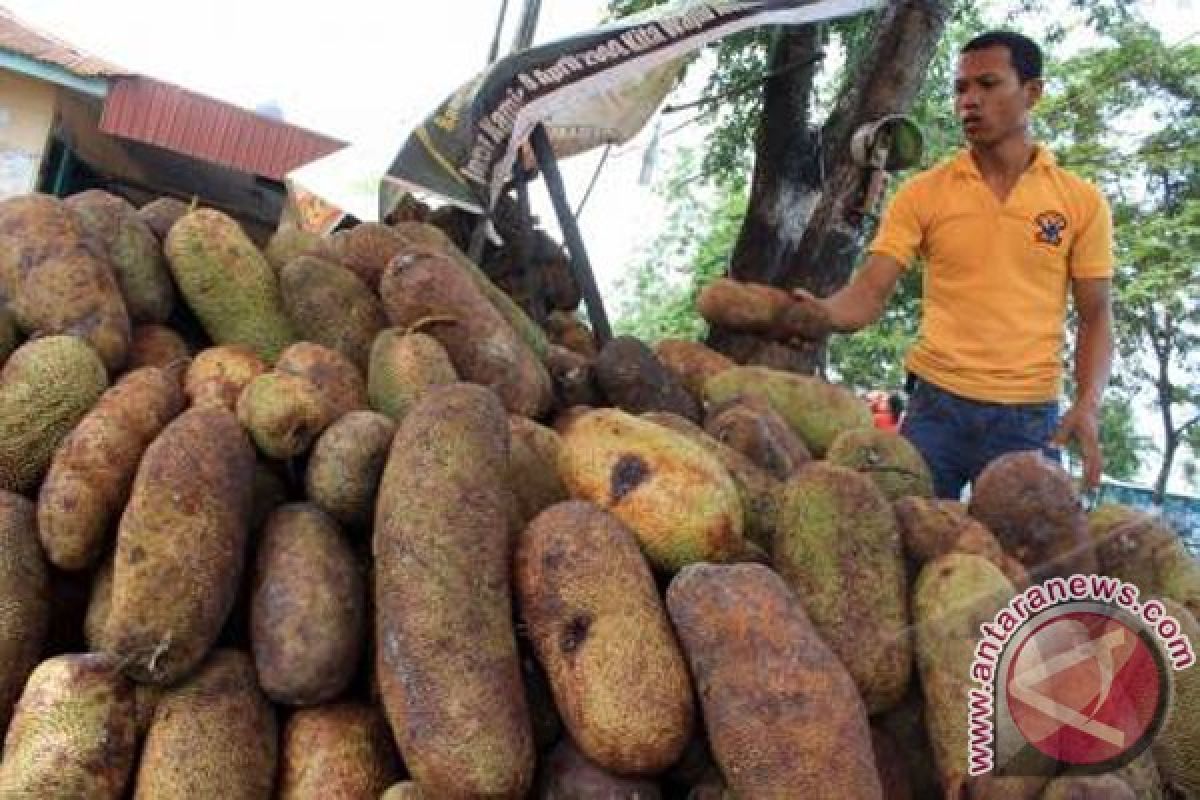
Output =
[{"x1": 955, "y1": 45, "x2": 1042, "y2": 146}]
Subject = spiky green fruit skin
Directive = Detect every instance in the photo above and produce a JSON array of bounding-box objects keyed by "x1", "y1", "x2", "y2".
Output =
[
  {"x1": 66, "y1": 189, "x2": 174, "y2": 323},
  {"x1": 164, "y1": 209, "x2": 296, "y2": 363},
  {"x1": 826, "y1": 427, "x2": 934, "y2": 501},
  {"x1": 367, "y1": 329, "x2": 457, "y2": 422},
  {"x1": 703, "y1": 366, "x2": 873, "y2": 457},
  {"x1": 773, "y1": 462, "x2": 911, "y2": 713},
  {"x1": 279, "y1": 255, "x2": 386, "y2": 370},
  {"x1": 236, "y1": 371, "x2": 330, "y2": 460},
  {"x1": 105, "y1": 408, "x2": 255, "y2": 685},
  {"x1": 374, "y1": 383, "x2": 533, "y2": 799},
  {"x1": 277, "y1": 703, "x2": 400, "y2": 800},
  {"x1": 1154, "y1": 599, "x2": 1200, "y2": 798},
  {"x1": 1088, "y1": 504, "x2": 1200, "y2": 620},
  {"x1": 0, "y1": 492, "x2": 48, "y2": 733},
  {"x1": 0, "y1": 653, "x2": 136, "y2": 799},
  {"x1": 134, "y1": 650, "x2": 277, "y2": 800},
  {"x1": 557, "y1": 409, "x2": 744, "y2": 573},
  {"x1": 0, "y1": 335, "x2": 108, "y2": 494}
]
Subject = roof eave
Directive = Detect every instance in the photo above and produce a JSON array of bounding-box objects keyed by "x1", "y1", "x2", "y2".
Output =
[{"x1": 0, "y1": 48, "x2": 109, "y2": 96}]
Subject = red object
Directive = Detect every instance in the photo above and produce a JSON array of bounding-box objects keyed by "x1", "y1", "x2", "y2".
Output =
[
  {"x1": 867, "y1": 391, "x2": 898, "y2": 432},
  {"x1": 100, "y1": 76, "x2": 345, "y2": 181}
]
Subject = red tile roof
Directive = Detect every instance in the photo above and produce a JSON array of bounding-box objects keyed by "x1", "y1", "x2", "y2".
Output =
[
  {"x1": 100, "y1": 76, "x2": 347, "y2": 181},
  {"x1": 0, "y1": 6, "x2": 126, "y2": 77}
]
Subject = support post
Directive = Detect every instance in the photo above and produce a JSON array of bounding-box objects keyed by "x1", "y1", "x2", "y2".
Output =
[
  {"x1": 512, "y1": 162, "x2": 545, "y2": 324},
  {"x1": 529, "y1": 123, "x2": 612, "y2": 346}
]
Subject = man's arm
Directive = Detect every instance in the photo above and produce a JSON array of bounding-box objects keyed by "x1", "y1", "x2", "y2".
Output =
[
  {"x1": 1051, "y1": 277, "x2": 1114, "y2": 489},
  {"x1": 792, "y1": 253, "x2": 907, "y2": 335}
]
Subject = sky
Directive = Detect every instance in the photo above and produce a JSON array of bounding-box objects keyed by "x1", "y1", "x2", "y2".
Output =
[{"x1": 6, "y1": 0, "x2": 1197, "y2": 491}]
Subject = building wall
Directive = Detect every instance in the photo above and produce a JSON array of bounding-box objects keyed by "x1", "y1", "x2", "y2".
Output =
[{"x1": 0, "y1": 68, "x2": 55, "y2": 198}]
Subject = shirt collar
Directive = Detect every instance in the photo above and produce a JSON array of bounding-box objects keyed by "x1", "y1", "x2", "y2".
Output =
[{"x1": 951, "y1": 144, "x2": 1056, "y2": 177}]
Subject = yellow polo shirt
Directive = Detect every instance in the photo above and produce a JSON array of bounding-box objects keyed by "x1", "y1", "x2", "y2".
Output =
[{"x1": 868, "y1": 146, "x2": 1114, "y2": 403}]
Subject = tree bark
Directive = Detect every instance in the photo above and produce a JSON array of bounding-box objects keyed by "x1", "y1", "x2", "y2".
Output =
[{"x1": 709, "y1": 0, "x2": 950, "y2": 374}]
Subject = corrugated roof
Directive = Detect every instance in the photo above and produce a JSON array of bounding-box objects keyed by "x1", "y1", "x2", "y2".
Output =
[
  {"x1": 0, "y1": 6, "x2": 125, "y2": 77},
  {"x1": 100, "y1": 76, "x2": 347, "y2": 181}
]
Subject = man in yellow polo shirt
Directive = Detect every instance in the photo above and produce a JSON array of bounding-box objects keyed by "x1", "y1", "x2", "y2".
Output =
[{"x1": 795, "y1": 30, "x2": 1114, "y2": 499}]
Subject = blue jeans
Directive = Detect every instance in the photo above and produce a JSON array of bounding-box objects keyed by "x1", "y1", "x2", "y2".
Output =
[{"x1": 899, "y1": 376, "x2": 1061, "y2": 500}]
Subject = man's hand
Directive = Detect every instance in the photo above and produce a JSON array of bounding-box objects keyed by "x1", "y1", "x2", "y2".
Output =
[{"x1": 1051, "y1": 403, "x2": 1103, "y2": 490}]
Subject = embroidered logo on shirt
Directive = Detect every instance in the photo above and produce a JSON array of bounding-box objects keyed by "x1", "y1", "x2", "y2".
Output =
[{"x1": 1034, "y1": 211, "x2": 1068, "y2": 246}]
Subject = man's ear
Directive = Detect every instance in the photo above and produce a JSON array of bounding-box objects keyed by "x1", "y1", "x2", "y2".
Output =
[{"x1": 1024, "y1": 77, "x2": 1044, "y2": 109}]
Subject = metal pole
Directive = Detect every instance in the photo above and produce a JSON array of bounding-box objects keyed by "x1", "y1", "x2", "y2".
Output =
[
  {"x1": 530, "y1": 124, "x2": 612, "y2": 346},
  {"x1": 513, "y1": 163, "x2": 545, "y2": 325},
  {"x1": 486, "y1": 0, "x2": 511, "y2": 65}
]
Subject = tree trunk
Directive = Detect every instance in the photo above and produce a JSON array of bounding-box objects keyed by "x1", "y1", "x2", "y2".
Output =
[{"x1": 710, "y1": 0, "x2": 950, "y2": 374}]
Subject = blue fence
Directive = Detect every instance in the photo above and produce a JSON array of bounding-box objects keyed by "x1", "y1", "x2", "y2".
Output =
[{"x1": 1095, "y1": 481, "x2": 1200, "y2": 555}]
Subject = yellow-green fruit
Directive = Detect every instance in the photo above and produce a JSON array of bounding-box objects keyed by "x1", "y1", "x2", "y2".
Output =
[
  {"x1": 0, "y1": 194, "x2": 132, "y2": 372},
  {"x1": 914, "y1": 554, "x2": 1040, "y2": 799},
  {"x1": 643, "y1": 410, "x2": 780, "y2": 553},
  {"x1": 277, "y1": 703, "x2": 400, "y2": 800},
  {"x1": 135, "y1": 196, "x2": 189, "y2": 241},
  {"x1": 381, "y1": 783, "x2": 422, "y2": 799},
  {"x1": 666, "y1": 563, "x2": 882, "y2": 799},
  {"x1": 0, "y1": 492, "x2": 48, "y2": 732},
  {"x1": 264, "y1": 225, "x2": 332, "y2": 271},
  {"x1": 654, "y1": 338, "x2": 733, "y2": 401},
  {"x1": 305, "y1": 410, "x2": 395, "y2": 529},
  {"x1": 0, "y1": 335, "x2": 108, "y2": 494},
  {"x1": 127, "y1": 324, "x2": 190, "y2": 372},
  {"x1": 826, "y1": 427, "x2": 934, "y2": 501},
  {"x1": 374, "y1": 383, "x2": 533, "y2": 798},
  {"x1": 380, "y1": 247, "x2": 552, "y2": 417},
  {"x1": 367, "y1": 329, "x2": 457, "y2": 421},
  {"x1": 280, "y1": 255, "x2": 387, "y2": 369},
  {"x1": 134, "y1": 649, "x2": 277, "y2": 800},
  {"x1": 38, "y1": 367, "x2": 185, "y2": 570},
  {"x1": 557, "y1": 409, "x2": 744, "y2": 572},
  {"x1": 164, "y1": 209, "x2": 297, "y2": 363},
  {"x1": 773, "y1": 462, "x2": 911, "y2": 713},
  {"x1": 703, "y1": 366, "x2": 873, "y2": 457},
  {"x1": 1088, "y1": 505, "x2": 1200, "y2": 619},
  {"x1": 185, "y1": 344, "x2": 267, "y2": 411},
  {"x1": 251, "y1": 504, "x2": 365, "y2": 706},
  {"x1": 508, "y1": 415, "x2": 567, "y2": 530},
  {"x1": 0, "y1": 305, "x2": 17, "y2": 365},
  {"x1": 237, "y1": 371, "x2": 331, "y2": 460},
  {"x1": 105, "y1": 407, "x2": 256, "y2": 684},
  {"x1": 66, "y1": 189, "x2": 174, "y2": 323},
  {"x1": 275, "y1": 341, "x2": 367, "y2": 421},
  {"x1": 0, "y1": 653, "x2": 136, "y2": 799},
  {"x1": 1153, "y1": 599, "x2": 1200, "y2": 798},
  {"x1": 516, "y1": 501, "x2": 693, "y2": 774}
]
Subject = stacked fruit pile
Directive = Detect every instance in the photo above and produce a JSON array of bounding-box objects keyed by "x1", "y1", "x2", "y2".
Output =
[{"x1": 0, "y1": 190, "x2": 1196, "y2": 799}]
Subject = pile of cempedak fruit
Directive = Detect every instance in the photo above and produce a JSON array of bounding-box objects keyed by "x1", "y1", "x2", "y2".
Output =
[{"x1": 0, "y1": 190, "x2": 1196, "y2": 799}]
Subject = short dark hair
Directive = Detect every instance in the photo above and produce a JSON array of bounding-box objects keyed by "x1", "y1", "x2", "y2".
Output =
[{"x1": 961, "y1": 31, "x2": 1043, "y2": 83}]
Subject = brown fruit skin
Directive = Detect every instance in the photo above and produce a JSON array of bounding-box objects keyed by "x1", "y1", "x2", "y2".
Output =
[
  {"x1": 538, "y1": 737, "x2": 664, "y2": 799},
  {"x1": 654, "y1": 338, "x2": 734, "y2": 402},
  {"x1": 0, "y1": 491, "x2": 49, "y2": 733},
  {"x1": 134, "y1": 649, "x2": 277, "y2": 800},
  {"x1": 236, "y1": 371, "x2": 331, "y2": 460},
  {"x1": 1039, "y1": 774, "x2": 1135, "y2": 800},
  {"x1": 0, "y1": 653, "x2": 137, "y2": 799},
  {"x1": 251, "y1": 504, "x2": 365, "y2": 706},
  {"x1": 1088, "y1": 506, "x2": 1200, "y2": 619},
  {"x1": 508, "y1": 416, "x2": 568, "y2": 530},
  {"x1": 380, "y1": 247, "x2": 552, "y2": 418},
  {"x1": 105, "y1": 407, "x2": 256, "y2": 684},
  {"x1": 894, "y1": 496, "x2": 1029, "y2": 588},
  {"x1": 127, "y1": 324, "x2": 190, "y2": 371},
  {"x1": 516, "y1": 502, "x2": 693, "y2": 775},
  {"x1": 545, "y1": 344, "x2": 602, "y2": 409},
  {"x1": 666, "y1": 563, "x2": 882, "y2": 800},
  {"x1": 968, "y1": 451, "x2": 1096, "y2": 580},
  {"x1": 545, "y1": 311, "x2": 598, "y2": 358},
  {"x1": 703, "y1": 396, "x2": 811, "y2": 480},
  {"x1": 1154, "y1": 599, "x2": 1200, "y2": 799},
  {"x1": 0, "y1": 194, "x2": 132, "y2": 372},
  {"x1": 38, "y1": 367, "x2": 185, "y2": 570},
  {"x1": 696, "y1": 277, "x2": 831, "y2": 341},
  {"x1": 595, "y1": 336, "x2": 701, "y2": 421},
  {"x1": 185, "y1": 344, "x2": 268, "y2": 411},
  {"x1": 275, "y1": 341, "x2": 368, "y2": 421},
  {"x1": 374, "y1": 383, "x2": 533, "y2": 799},
  {"x1": 870, "y1": 727, "x2": 913, "y2": 800},
  {"x1": 329, "y1": 222, "x2": 407, "y2": 290},
  {"x1": 280, "y1": 255, "x2": 388, "y2": 370},
  {"x1": 136, "y1": 196, "x2": 189, "y2": 241},
  {"x1": 305, "y1": 411, "x2": 396, "y2": 529},
  {"x1": 277, "y1": 703, "x2": 401, "y2": 800}
]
